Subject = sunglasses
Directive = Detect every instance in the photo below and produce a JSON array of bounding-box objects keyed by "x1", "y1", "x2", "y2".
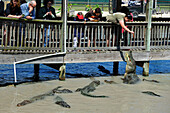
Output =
[
  {"x1": 47, "y1": 3, "x2": 52, "y2": 5},
  {"x1": 30, "y1": 3, "x2": 36, "y2": 8}
]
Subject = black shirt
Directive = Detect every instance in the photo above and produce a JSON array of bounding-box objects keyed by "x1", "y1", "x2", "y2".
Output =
[{"x1": 5, "y1": 3, "x2": 21, "y2": 16}]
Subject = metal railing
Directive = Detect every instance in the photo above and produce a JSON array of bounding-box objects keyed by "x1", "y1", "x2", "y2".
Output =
[{"x1": 0, "y1": 17, "x2": 170, "y2": 53}]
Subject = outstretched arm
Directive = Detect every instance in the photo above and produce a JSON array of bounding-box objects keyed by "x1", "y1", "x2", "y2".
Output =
[{"x1": 119, "y1": 20, "x2": 134, "y2": 34}]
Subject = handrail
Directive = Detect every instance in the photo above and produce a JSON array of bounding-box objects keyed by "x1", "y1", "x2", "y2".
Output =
[
  {"x1": 0, "y1": 18, "x2": 169, "y2": 53},
  {"x1": 0, "y1": 16, "x2": 63, "y2": 23}
]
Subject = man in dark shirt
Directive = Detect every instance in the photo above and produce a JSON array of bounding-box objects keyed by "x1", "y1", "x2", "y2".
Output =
[
  {"x1": 85, "y1": 8, "x2": 102, "y2": 22},
  {"x1": 0, "y1": 0, "x2": 4, "y2": 16}
]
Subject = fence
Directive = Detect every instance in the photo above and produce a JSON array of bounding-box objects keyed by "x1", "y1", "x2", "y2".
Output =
[{"x1": 0, "y1": 17, "x2": 169, "y2": 53}]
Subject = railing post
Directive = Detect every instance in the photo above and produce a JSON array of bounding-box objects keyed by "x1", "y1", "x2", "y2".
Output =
[
  {"x1": 113, "y1": 62, "x2": 119, "y2": 75},
  {"x1": 60, "y1": 0, "x2": 67, "y2": 52},
  {"x1": 144, "y1": 0, "x2": 153, "y2": 76},
  {"x1": 59, "y1": 0, "x2": 67, "y2": 81},
  {"x1": 33, "y1": 64, "x2": 40, "y2": 81},
  {"x1": 146, "y1": 0, "x2": 153, "y2": 51}
]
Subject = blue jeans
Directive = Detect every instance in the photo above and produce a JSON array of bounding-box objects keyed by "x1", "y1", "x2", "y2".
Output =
[{"x1": 44, "y1": 25, "x2": 50, "y2": 47}]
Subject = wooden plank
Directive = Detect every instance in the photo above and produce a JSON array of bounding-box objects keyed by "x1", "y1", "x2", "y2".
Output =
[
  {"x1": 94, "y1": 26, "x2": 97, "y2": 47},
  {"x1": 151, "y1": 25, "x2": 153, "y2": 46},
  {"x1": 38, "y1": 24, "x2": 41, "y2": 48},
  {"x1": 59, "y1": 24, "x2": 61, "y2": 50},
  {"x1": 16, "y1": 23, "x2": 19, "y2": 48},
  {"x1": 55, "y1": 24, "x2": 58, "y2": 48},
  {"x1": 5, "y1": 24, "x2": 8, "y2": 47},
  {"x1": 106, "y1": 26, "x2": 108, "y2": 47},
  {"x1": 91, "y1": 27, "x2": 93, "y2": 47},
  {"x1": 1, "y1": 24, "x2": 4, "y2": 46},
  {"x1": 31, "y1": 24, "x2": 35, "y2": 47},
  {"x1": 98, "y1": 26, "x2": 100, "y2": 47},
  {"x1": 52, "y1": 24, "x2": 55, "y2": 48},
  {"x1": 139, "y1": 26, "x2": 142, "y2": 46},
  {"x1": 164, "y1": 25, "x2": 167, "y2": 46},
  {"x1": 9, "y1": 23, "x2": 12, "y2": 47},
  {"x1": 102, "y1": 26, "x2": 104, "y2": 47},
  {"x1": 168, "y1": 26, "x2": 170, "y2": 46},
  {"x1": 134, "y1": 26, "x2": 137, "y2": 46},
  {"x1": 154, "y1": 25, "x2": 157, "y2": 46},
  {"x1": 137, "y1": 26, "x2": 139, "y2": 46},
  {"x1": 28, "y1": 23, "x2": 31, "y2": 47},
  {"x1": 162, "y1": 25, "x2": 165, "y2": 46},
  {"x1": 79, "y1": 26, "x2": 82, "y2": 47},
  {"x1": 130, "y1": 26, "x2": 133, "y2": 46},
  {"x1": 24, "y1": 23, "x2": 28, "y2": 47},
  {"x1": 72, "y1": 25, "x2": 75, "y2": 47},
  {"x1": 21, "y1": 23, "x2": 24, "y2": 47},
  {"x1": 49, "y1": 25, "x2": 52, "y2": 48},
  {"x1": 112, "y1": 26, "x2": 115, "y2": 47},
  {"x1": 45, "y1": 25, "x2": 48, "y2": 48},
  {"x1": 157, "y1": 25, "x2": 160, "y2": 46},
  {"x1": 109, "y1": 26, "x2": 111, "y2": 47},
  {"x1": 12, "y1": 23, "x2": 16, "y2": 47},
  {"x1": 68, "y1": 25, "x2": 71, "y2": 48},
  {"x1": 83, "y1": 25, "x2": 87, "y2": 47},
  {"x1": 143, "y1": 25, "x2": 146, "y2": 47}
]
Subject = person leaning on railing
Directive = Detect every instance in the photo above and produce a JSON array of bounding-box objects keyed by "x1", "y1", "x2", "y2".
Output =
[
  {"x1": 85, "y1": 8, "x2": 102, "y2": 47},
  {"x1": 106, "y1": 6, "x2": 134, "y2": 46},
  {"x1": 20, "y1": 0, "x2": 36, "y2": 19},
  {"x1": 85, "y1": 7, "x2": 102, "y2": 22},
  {"x1": 5, "y1": 0, "x2": 22, "y2": 18},
  {"x1": 3, "y1": 0, "x2": 23, "y2": 46},
  {"x1": 106, "y1": 8, "x2": 134, "y2": 34}
]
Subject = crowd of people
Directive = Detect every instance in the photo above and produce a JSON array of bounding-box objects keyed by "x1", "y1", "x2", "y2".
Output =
[{"x1": 0, "y1": 0, "x2": 134, "y2": 47}]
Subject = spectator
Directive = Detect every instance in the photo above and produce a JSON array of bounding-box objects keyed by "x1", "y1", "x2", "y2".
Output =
[
  {"x1": 85, "y1": 8, "x2": 102, "y2": 47},
  {"x1": 38, "y1": 0, "x2": 56, "y2": 47},
  {"x1": 5, "y1": 0, "x2": 22, "y2": 18},
  {"x1": 85, "y1": 8, "x2": 102, "y2": 22},
  {"x1": 75, "y1": 12, "x2": 84, "y2": 21},
  {"x1": 73, "y1": 12, "x2": 85, "y2": 48},
  {"x1": 106, "y1": 7, "x2": 134, "y2": 46},
  {"x1": 20, "y1": 0, "x2": 36, "y2": 19},
  {"x1": 3, "y1": 0, "x2": 22, "y2": 46},
  {"x1": 38, "y1": 0, "x2": 56, "y2": 20},
  {"x1": 0, "y1": 0, "x2": 4, "y2": 16},
  {"x1": 106, "y1": 7, "x2": 134, "y2": 34}
]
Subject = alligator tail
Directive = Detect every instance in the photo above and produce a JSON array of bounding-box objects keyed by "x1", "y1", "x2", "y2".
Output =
[{"x1": 81, "y1": 91, "x2": 108, "y2": 98}]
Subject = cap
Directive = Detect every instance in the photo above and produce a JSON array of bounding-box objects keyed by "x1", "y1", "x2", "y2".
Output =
[
  {"x1": 127, "y1": 14, "x2": 132, "y2": 20},
  {"x1": 77, "y1": 14, "x2": 84, "y2": 19}
]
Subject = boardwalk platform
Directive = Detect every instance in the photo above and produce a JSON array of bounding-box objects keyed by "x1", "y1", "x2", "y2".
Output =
[
  {"x1": 0, "y1": 17, "x2": 169, "y2": 64},
  {"x1": 0, "y1": 49, "x2": 170, "y2": 64},
  {"x1": 0, "y1": 17, "x2": 169, "y2": 81}
]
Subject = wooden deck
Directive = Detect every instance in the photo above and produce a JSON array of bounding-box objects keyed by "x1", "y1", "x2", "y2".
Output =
[{"x1": 0, "y1": 17, "x2": 170, "y2": 64}]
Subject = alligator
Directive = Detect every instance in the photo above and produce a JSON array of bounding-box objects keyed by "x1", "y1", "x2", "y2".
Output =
[
  {"x1": 143, "y1": 78, "x2": 160, "y2": 83},
  {"x1": 17, "y1": 90, "x2": 55, "y2": 107},
  {"x1": 55, "y1": 96, "x2": 71, "y2": 108},
  {"x1": 52, "y1": 86, "x2": 73, "y2": 93},
  {"x1": 104, "y1": 80, "x2": 117, "y2": 84},
  {"x1": 75, "y1": 80, "x2": 108, "y2": 98},
  {"x1": 142, "y1": 91, "x2": 161, "y2": 97},
  {"x1": 17, "y1": 86, "x2": 72, "y2": 107},
  {"x1": 123, "y1": 51, "x2": 140, "y2": 84},
  {"x1": 98, "y1": 65, "x2": 110, "y2": 74}
]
